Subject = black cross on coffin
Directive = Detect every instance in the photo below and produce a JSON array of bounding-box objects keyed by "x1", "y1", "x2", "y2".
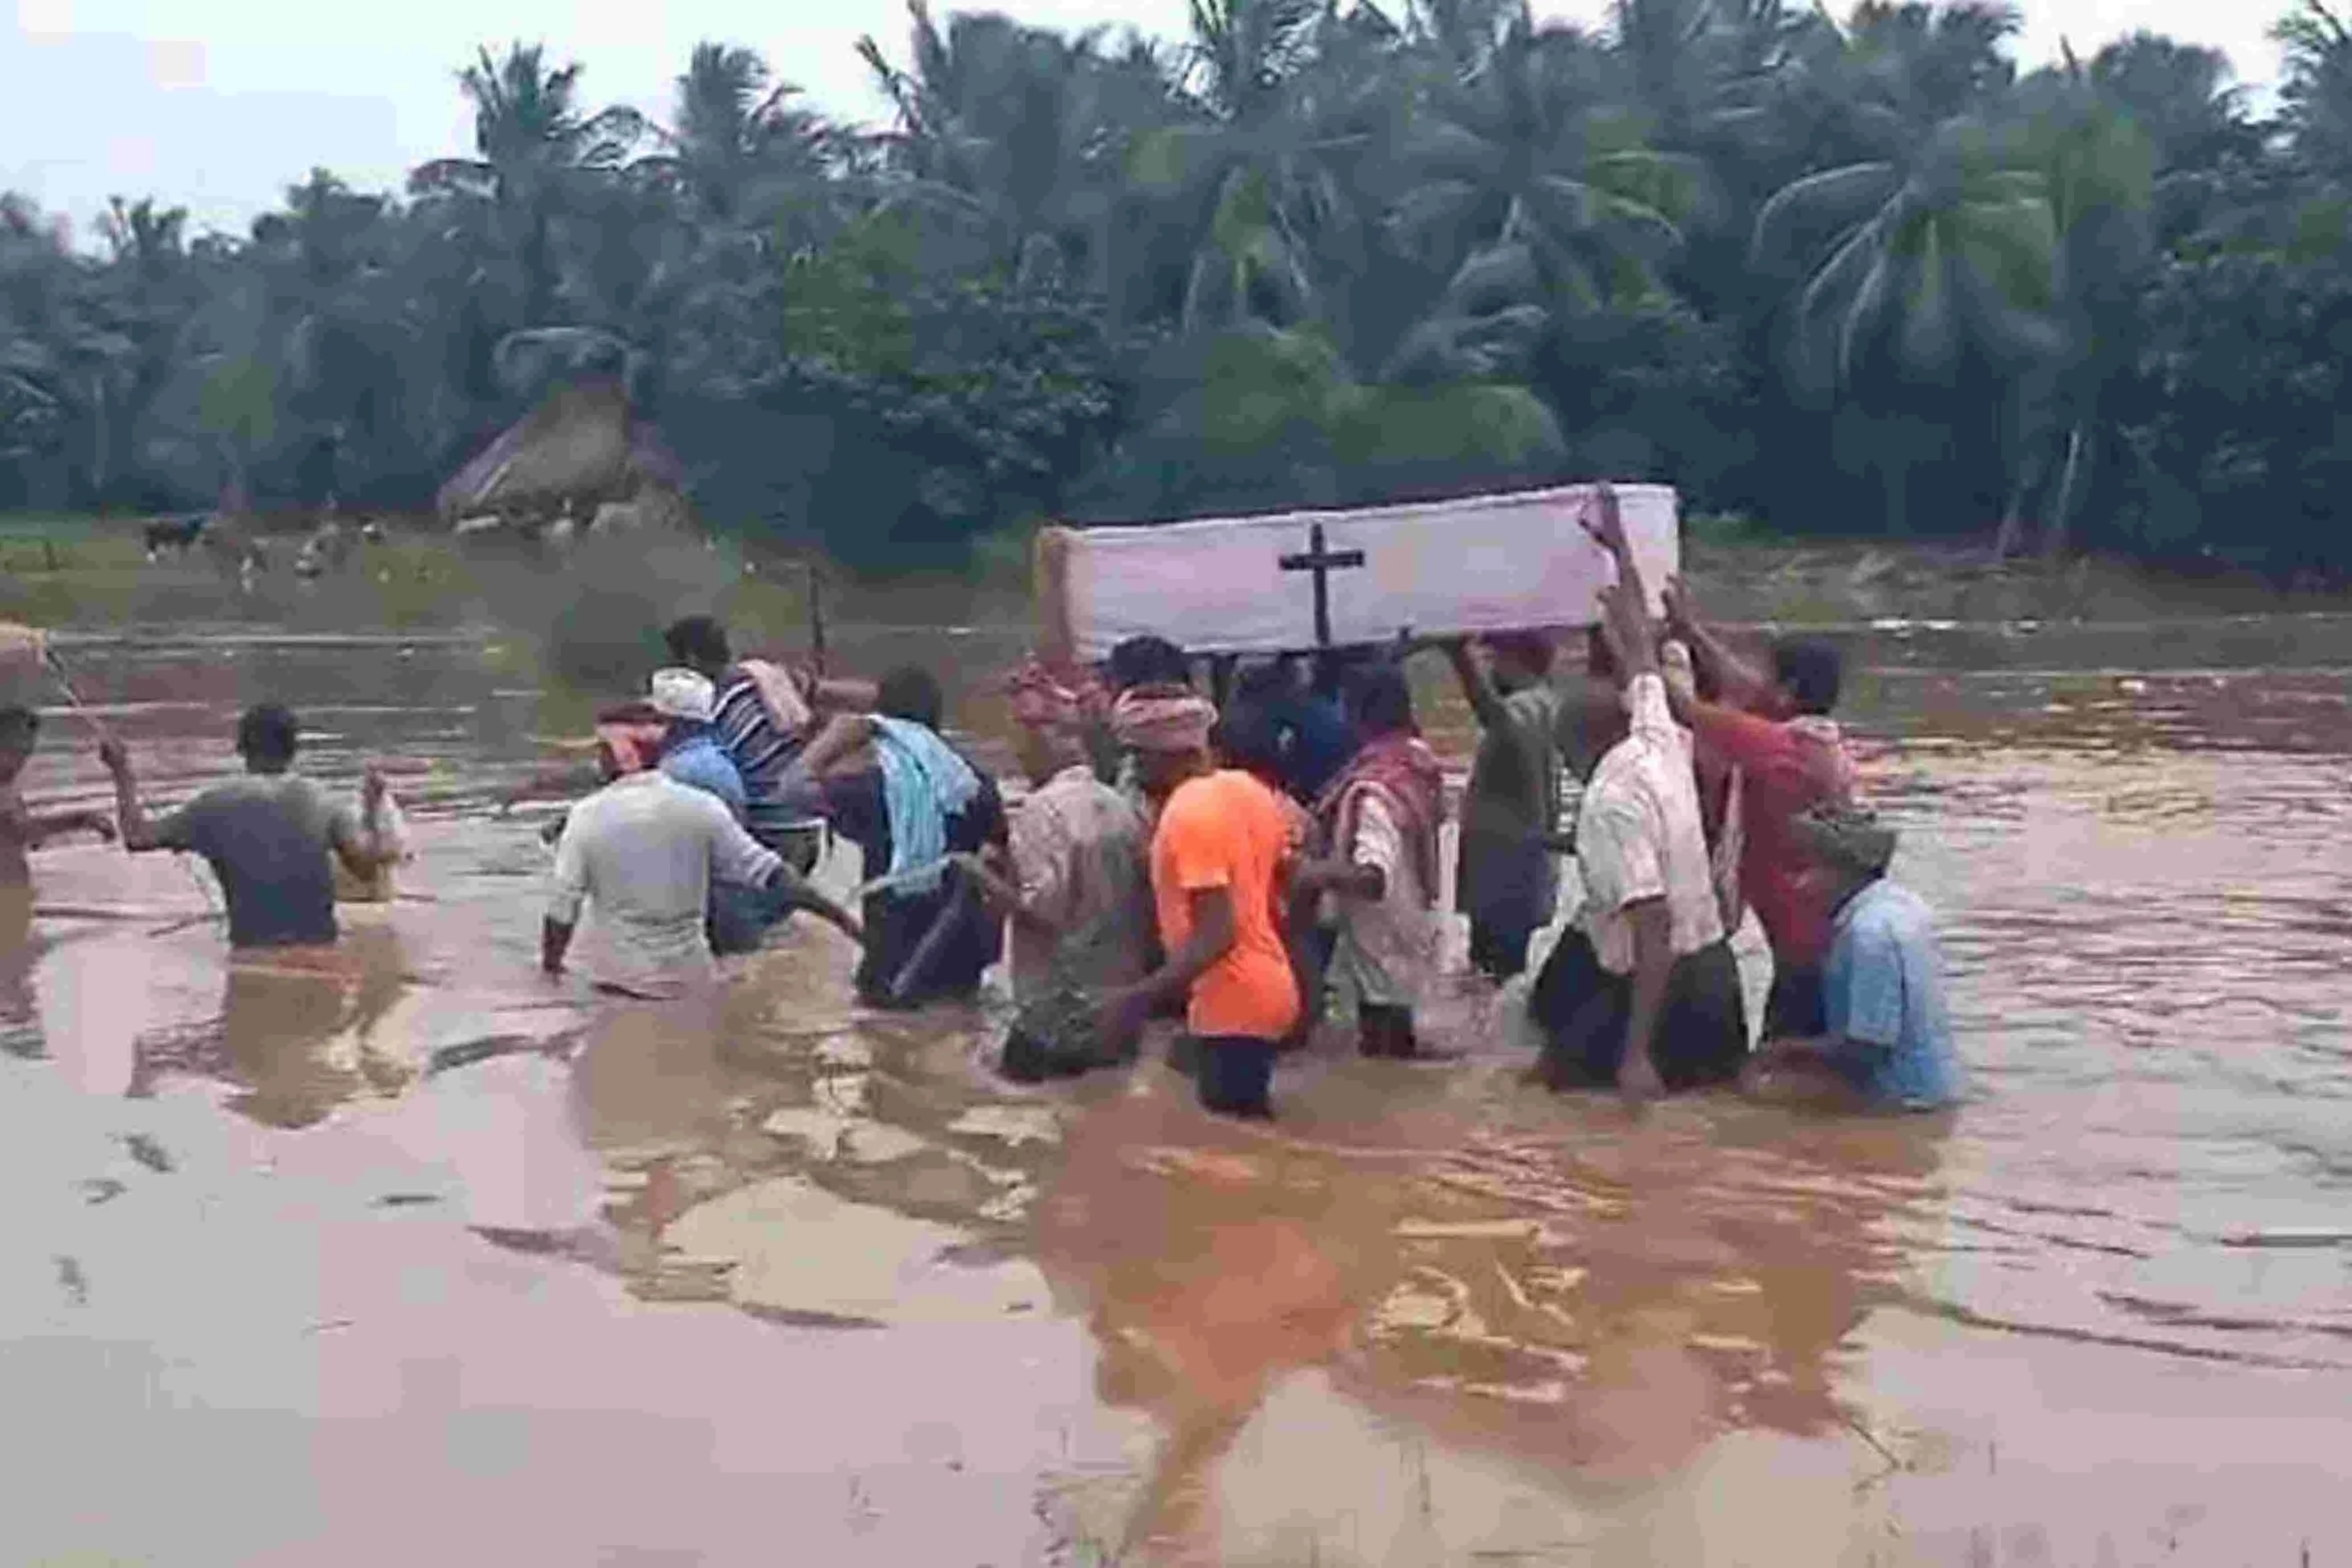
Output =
[{"x1": 1277, "y1": 522, "x2": 1367, "y2": 648}]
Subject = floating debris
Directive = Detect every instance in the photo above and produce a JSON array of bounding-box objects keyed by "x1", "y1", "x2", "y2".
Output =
[
  {"x1": 946, "y1": 1104, "x2": 1061, "y2": 1150},
  {"x1": 762, "y1": 1106, "x2": 851, "y2": 1161},
  {"x1": 844, "y1": 1124, "x2": 928, "y2": 1165},
  {"x1": 2215, "y1": 1228, "x2": 2352, "y2": 1250},
  {"x1": 119, "y1": 1133, "x2": 173, "y2": 1173},
  {"x1": 79, "y1": 1178, "x2": 127, "y2": 1205},
  {"x1": 814, "y1": 1035, "x2": 875, "y2": 1069},
  {"x1": 1393, "y1": 1218, "x2": 1541, "y2": 1242},
  {"x1": 55, "y1": 1255, "x2": 88, "y2": 1306},
  {"x1": 813, "y1": 1073, "x2": 869, "y2": 1117}
]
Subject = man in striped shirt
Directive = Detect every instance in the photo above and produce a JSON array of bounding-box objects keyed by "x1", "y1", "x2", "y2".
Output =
[{"x1": 662, "y1": 616, "x2": 876, "y2": 877}]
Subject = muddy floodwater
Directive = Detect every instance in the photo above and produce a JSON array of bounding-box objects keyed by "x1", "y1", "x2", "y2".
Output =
[{"x1": 3, "y1": 602, "x2": 2349, "y2": 1566}]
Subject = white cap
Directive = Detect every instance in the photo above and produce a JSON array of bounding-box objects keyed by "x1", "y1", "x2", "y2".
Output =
[{"x1": 648, "y1": 667, "x2": 717, "y2": 724}]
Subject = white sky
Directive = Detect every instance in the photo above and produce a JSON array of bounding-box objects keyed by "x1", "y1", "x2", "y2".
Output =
[{"x1": 2, "y1": 0, "x2": 2290, "y2": 246}]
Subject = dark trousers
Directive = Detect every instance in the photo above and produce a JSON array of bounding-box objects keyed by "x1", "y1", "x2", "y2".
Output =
[
  {"x1": 708, "y1": 827, "x2": 827, "y2": 957},
  {"x1": 855, "y1": 881, "x2": 998, "y2": 1009},
  {"x1": 1528, "y1": 928, "x2": 1749, "y2": 1091},
  {"x1": 1468, "y1": 916, "x2": 1537, "y2": 982},
  {"x1": 1189, "y1": 1035, "x2": 1278, "y2": 1117},
  {"x1": 708, "y1": 879, "x2": 791, "y2": 957},
  {"x1": 999, "y1": 1020, "x2": 1135, "y2": 1084},
  {"x1": 1763, "y1": 964, "x2": 1826, "y2": 1039},
  {"x1": 1359, "y1": 1003, "x2": 1418, "y2": 1059}
]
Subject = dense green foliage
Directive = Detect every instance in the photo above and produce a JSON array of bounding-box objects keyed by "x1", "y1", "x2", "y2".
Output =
[{"x1": 3, "y1": 2, "x2": 2350, "y2": 573}]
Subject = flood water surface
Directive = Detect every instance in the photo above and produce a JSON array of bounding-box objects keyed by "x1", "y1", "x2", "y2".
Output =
[{"x1": 3, "y1": 611, "x2": 2349, "y2": 1566}]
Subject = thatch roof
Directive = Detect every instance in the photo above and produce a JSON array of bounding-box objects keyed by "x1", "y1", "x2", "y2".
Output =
[{"x1": 436, "y1": 378, "x2": 688, "y2": 521}]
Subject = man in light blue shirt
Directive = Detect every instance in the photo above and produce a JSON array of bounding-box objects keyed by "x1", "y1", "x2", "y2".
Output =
[
  {"x1": 1742, "y1": 802, "x2": 1960, "y2": 1112},
  {"x1": 649, "y1": 667, "x2": 748, "y2": 818}
]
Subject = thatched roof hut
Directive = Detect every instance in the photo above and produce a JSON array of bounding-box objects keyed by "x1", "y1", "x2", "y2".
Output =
[{"x1": 436, "y1": 378, "x2": 688, "y2": 523}]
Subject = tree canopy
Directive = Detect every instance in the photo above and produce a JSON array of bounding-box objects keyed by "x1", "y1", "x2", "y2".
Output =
[{"x1": 3, "y1": 1, "x2": 2349, "y2": 575}]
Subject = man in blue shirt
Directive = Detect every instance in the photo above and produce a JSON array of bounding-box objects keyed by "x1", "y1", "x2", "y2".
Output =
[
  {"x1": 646, "y1": 666, "x2": 806, "y2": 958},
  {"x1": 1742, "y1": 802, "x2": 1960, "y2": 1112},
  {"x1": 648, "y1": 667, "x2": 747, "y2": 818}
]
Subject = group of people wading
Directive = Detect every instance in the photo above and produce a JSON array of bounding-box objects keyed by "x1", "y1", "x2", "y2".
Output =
[{"x1": 2, "y1": 487, "x2": 1957, "y2": 1119}]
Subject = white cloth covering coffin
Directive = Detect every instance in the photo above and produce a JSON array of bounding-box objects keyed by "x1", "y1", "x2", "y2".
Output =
[{"x1": 1035, "y1": 482, "x2": 1680, "y2": 662}]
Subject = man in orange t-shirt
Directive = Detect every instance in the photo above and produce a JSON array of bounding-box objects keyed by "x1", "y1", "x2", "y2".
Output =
[{"x1": 1096, "y1": 687, "x2": 1302, "y2": 1118}]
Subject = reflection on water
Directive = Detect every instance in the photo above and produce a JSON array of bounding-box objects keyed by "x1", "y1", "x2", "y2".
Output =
[{"x1": 1, "y1": 616, "x2": 2347, "y2": 1562}]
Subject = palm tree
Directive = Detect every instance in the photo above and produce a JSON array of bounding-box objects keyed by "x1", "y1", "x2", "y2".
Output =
[
  {"x1": 1385, "y1": 13, "x2": 1696, "y2": 381},
  {"x1": 2077, "y1": 32, "x2": 2256, "y2": 251},
  {"x1": 0, "y1": 196, "x2": 115, "y2": 502},
  {"x1": 639, "y1": 44, "x2": 837, "y2": 232},
  {"x1": 409, "y1": 43, "x2": 645, "y2": 325},
  {"x1": 1114, "y1": 0, "x2": 1395, "y2": 335},
  {"x1": 2273, "y1": 1, "x2": 2352, "y2": 183},
  {"x1": 2087, "y1": 32, "x2": 2247, "y2": 171},
  {"x1": 1403, "y1": 0, "x2": 1522, "y2": 71},
  {"x1": 858, "y1": 2, "x2": 1187, "y2": 295},
  {"x1": 1993, "y1": 52, "x2": 2158, "y2": 555},
  {"x1": 1746, "y1": 2, "x2": 2059, "y2": 533}
]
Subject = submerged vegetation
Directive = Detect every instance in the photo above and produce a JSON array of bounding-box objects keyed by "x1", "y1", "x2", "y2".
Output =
[{"x1": 3, "y1": 1, "x2": 2352, "y2": 577}]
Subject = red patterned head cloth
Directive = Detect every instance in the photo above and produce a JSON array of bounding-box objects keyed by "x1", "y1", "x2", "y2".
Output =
[
  {"x1": 1004, "y1": 656, "x2": 1084, "y2": 737},
  {"x1": 1109, "y1": 684, "x2": 1218, "y2": 755},
  {"x1": 594, "y1": 701, "x2": 669, "y2": 776}
]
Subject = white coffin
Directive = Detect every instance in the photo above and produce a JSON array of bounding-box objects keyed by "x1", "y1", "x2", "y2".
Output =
[{"x1": 1036, "y1": 482, "x2": 1679, "y2": 663}]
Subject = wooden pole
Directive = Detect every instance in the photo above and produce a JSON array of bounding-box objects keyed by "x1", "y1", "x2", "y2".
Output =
[
  {"x1": 886, "y1": 863, "x2": 975, "y2": 1005},
  {"x1": 24, "y1": 632, "x2": 219, "y2": 920},
  {"x1": 807, "y1": 556, "x2": 828, "y2": 677}
]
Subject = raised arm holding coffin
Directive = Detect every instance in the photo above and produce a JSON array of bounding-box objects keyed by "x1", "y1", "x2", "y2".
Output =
[{"x1": 1661, "y1": 576, "x2": 1775, "y2": 716}]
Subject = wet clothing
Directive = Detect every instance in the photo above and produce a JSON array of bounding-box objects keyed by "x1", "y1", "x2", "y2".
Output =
[
  {"x1": 1315, "y1": 735, "x2": 1446, "y2": 1023},
  {"x1": 1529, "y1": 929, "x2": 1749, "y2": 1090},
  {"x1": 1764, "y1": 965, "x2": 1826, "y2": 1038},
  {"x1": 1326, "y1": 793, "x2": 1441, "y2": 1016},
  {"x1": 790, "y1": 738, "x2": 1007, "y2": 1008},
  {"x1": 870, "y1": 716, "x2": 981, "y2": 892},
  {"x1": 155, "y1": 774, "x2": 364, "y2": 949},
  {"x1": 1150, "y1": 769, "x2": 1303, "y2": 1046},
  {"x1": 1575, "y1": 674, "x2": 1727, "y2": 974},
  {"x1": 1357, "y1": 1002, "x2": 1419, "y2": 1059},
  {"x1": 1001, "y1": 1016, "x2": 1138, "y2": 1083},
  {"x1": 1819, "y1": 878, "x2": 1959, "y2": 1110},
  {"x1": 711, "y1": 663, "x2": 822, "y2": 856},
  {"x1": 1530, "y1": 671, "x2": 1746, "y2": 1088},
  {"x1": 999, "y1": 765, "x2": 1154, "y2": 1077},
  {"x1": 1457, "y1": 683, "x2": 1566, "y2": 979},
  {"x1": 659, "y1": 727, "x2": 748, "y2": 819},
  {"x1": 653, "y1": 724, "x2": 779, "y2": 957},
  {"x1": 1467, "y1": 918, "x2": 1536, "y2": 983},
  {"x1": 548, "y1": 770, "x2": 784, "y2": 999},
  {"x1": 707, "y1": 876, "x2": 799, "y2": 959},
  {"x1": 1190, "y1": 1034, "x2": 1278, "y2": 1117},
  {"x1": 1684, "y1": 703, "x2": 1858, "y2": 972}
]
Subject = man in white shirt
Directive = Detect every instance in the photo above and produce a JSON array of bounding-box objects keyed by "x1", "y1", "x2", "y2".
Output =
[
  {"x1": 542, "y1": 703, "x2": 861, "y2": 999},
  {"x1": 1527, "y1": 489, "x2": 1750, "y2": 1099}
]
